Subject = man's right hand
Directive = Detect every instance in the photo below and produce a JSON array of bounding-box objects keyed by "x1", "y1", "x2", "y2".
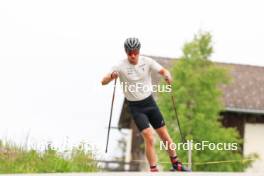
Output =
[
  {"x1": 101, "y1": 71, "x2": 119, "y2": 85},
  {"x1": 111, "y1": 71, "x2": 119, "y2": 79}
]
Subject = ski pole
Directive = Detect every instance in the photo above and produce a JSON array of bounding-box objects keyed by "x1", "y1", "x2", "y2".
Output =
[
  {"x1": 105, "y1": 78, "x2": 117, "y2": 153},
  {"x1": 170, "y1": 92, "x2": 185, "y2": 143}
]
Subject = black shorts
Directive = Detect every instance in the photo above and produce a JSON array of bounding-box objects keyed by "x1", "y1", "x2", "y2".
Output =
[{"x1": 127, "y1": 95, "x2": 165, "y2": 132}]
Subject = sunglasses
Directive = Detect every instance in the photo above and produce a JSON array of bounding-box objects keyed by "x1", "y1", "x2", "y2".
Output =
[{"x1": 127, "y1": 50, "x2": 139, "y2": 56}]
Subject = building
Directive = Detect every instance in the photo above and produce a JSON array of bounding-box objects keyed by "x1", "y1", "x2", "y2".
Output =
[{"x1": 117, "y1": 56, "x2": 264, "y2": 172}]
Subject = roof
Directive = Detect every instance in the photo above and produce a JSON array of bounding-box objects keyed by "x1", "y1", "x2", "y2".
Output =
[{"x1": 118, "y1": 56, "x2": 264, "y2": 128}]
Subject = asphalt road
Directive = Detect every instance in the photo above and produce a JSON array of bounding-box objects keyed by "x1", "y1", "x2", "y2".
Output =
[{"x1": 1, "y1": 172, "x2": 263, "y2": 176}]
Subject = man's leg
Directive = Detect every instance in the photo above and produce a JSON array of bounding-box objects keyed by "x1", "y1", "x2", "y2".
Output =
[
  {"x1": 156, "y1": 126, "x2": 190, "y2": 171},
  {"x1": 155, "y1": 126, "x2": 176, "y2": 157},
  {"x1": 141, "y1": 127, "x2": 158, "y2": 171}
]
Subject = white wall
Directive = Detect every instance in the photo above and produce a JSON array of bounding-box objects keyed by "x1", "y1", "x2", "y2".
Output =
[{"x1": 244, "y1": 123, "x2": 264, "y2": 172}]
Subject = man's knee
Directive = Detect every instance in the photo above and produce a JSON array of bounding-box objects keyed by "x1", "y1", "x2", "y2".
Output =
[
  {"x1": 145, "y1": 135, "x2": 155, "y2": 146},
  {"x1": 142, "y1": 128, "x2": 155, "y2": 146},
  {"x1": 156, "y1": 127, "x2": 173, "y2": 142}
]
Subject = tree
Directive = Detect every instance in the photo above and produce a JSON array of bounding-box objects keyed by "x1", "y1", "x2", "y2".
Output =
[{"x1": 156, "y1": 32, "x2": 253, "y2": 171}]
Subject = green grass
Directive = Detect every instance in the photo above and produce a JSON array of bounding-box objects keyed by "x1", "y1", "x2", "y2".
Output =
[{"x1": 0, "y1": 139, "x2": 99, "y2": 173}]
